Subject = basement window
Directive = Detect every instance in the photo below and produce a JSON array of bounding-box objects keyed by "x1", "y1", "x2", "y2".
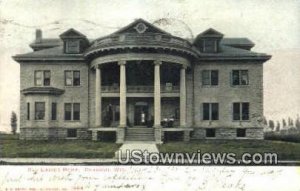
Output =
[
  {"x1": 206, "y1": 128, "x2": 216, "y2": 138},
  {"x1": 67, "y1": 129, "x2": 77, "y2": 138},
  {"x1": 237, "y1": 129, "x2": 246, "y2": 137}
]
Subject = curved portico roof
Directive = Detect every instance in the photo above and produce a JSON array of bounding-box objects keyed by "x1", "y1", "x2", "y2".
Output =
[{"x1": 85, "y1": 19, "x2": 198, "y2": 59}]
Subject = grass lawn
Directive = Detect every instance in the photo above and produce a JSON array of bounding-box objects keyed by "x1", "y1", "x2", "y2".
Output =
[
  {"x1": 0, "y1": 134, "x2": 121, "y2": 158},
  {"x1": 158, "y1": 140, "x2": 300, "y2": 161}
]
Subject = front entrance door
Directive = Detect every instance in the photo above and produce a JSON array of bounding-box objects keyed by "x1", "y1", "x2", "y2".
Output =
[{"x1": 134, "y1": 102, "x2": 148, "y2": 126}]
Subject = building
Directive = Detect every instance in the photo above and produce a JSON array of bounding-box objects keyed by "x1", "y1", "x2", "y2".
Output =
[{"x1": 13, "y1": 19, "x2": 271, "y2": 143}]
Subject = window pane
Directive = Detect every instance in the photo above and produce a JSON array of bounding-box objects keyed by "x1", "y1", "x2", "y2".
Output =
[
  {"x1": 242, "y1": 102, "x2": 249, "y2": 120},
  {"x1": 35, "y1": 102, "x2": 45, "y2": 120},
  {"x1": 35, "y1": 71, "x2": 43, "y2": 86},
  {"x1": 73, "y1": 71, "x2": 80, "y2": 86},
  {"x1": 27, "y1": 103, "x2": 30, "y2": 120},
  {"x1": 206, "y1": 129, "x2": 216, "y2": 137},
  {"x1": 211, "y1": 103, "x2": 219, "y2": 120},
  {"x1": 67, "y1": 129, "x2": 77, "y2": 138},
  {"x1": 73, "y1": 103, "x2": 80, "y2": 120},
  {"x1": 64, "y1": 103, "x2": 72, "y2": 120},
  {"x1": 211, "y1": 70, "x2": 218, "y2": 85},
  {"x1": 66, "y1": 40, "x2": 80, "y2": 53},
  {"x1": 204, "y1": 40, "x2": 216, "y2": 53},
  {"x1": 241, "y1": 70, "x2": 249, "y2": 85},
  {"x1": 51, "y1": 103, "x2": 57, "y2": 120},
  {"x1": 232, "y1": 70, "x2": 240, "y2": 85},
  {"x1": 65, "y1": 71, "x2": 73, "y2": 86},
  {"x1": 44, "y1": 71, "x2": 51, "y2": 86},
  {"x1": 233, "y1": 103, "x2": 240, "y2": 120},
  {"x1": 203, "y1": 103, "x2": 210, "y2": 120},
  {"x1": 237, "y1": 128, "x2": 246, "y2": 137},
  {"x1": 202, "y1": 70, "x2": 210, "y2": 85}
]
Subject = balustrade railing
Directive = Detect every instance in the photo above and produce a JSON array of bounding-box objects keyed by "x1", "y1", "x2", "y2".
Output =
[{"x1": 101, "y1": 85, "x2": 179, "y2": 93}]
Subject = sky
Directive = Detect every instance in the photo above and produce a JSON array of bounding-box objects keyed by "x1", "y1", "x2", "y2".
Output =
[{"x1": 0, "y1": 0, "x2": 299, "y2": 132}]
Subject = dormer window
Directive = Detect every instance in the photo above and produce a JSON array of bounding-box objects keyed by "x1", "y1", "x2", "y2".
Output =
[
  {"x1": 194, "y1": 28, "x2": 224, "y2": 53},
  {"x1": 59, "y1": 28, "x2": 89, "y2": 54},
  {"x1": 66, "y1": 40, "x2": 80, "y2": 53}
]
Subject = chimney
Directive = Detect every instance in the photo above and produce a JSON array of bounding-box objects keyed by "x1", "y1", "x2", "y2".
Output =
[{"x1": 35, "y1": 29, "x2": 42, "y2": 43}]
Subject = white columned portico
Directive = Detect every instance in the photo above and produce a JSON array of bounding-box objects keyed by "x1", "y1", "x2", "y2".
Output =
[
  {"x1": 95, "y1": 66, "x2": 102, "y2": 127},
  {"x1": 180, "y1": 66, "x2": 187, "y2": 127},
  {"x1": 119, "y1": 60, "x2": 127, "y2": 127},
  {"x1": 154, "y1": 60, "x2": 161, "y2": 127}
]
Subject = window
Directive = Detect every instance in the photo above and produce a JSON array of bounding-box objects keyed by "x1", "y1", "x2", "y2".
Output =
[
  {"x1": 206, "y1": 129, "x2": 216, "y2": 137},
  {"x1": 67, "y1": 129, "x2": 77, "y2": 138},
  {"x1": 64, "y1": 103, "x2": 80, "y2": 121},
  {"x1": 73, "y1": 103, "x2": 80, "y2": 120},
  {"x1": 203, "y1": 103, "x2": 219, "y2": 120},
  {"x1": 35, "y1": 102, "x2": 45, "y2": 120},
  {"x1": 202, "y1": 70, "x2": 218, "y2": 86},
  {"x1": 232, "y1": 70, "x2": 249, "y2": 85},
  {"x1": 237, "y1": 128, "x2": 246, "y2": 137},
  {"x1": 66, "y1": 40, "x2": 80, "y2": 53},
  {"x1": 203, "y1": 39, "x2": 217, "y2": 53},
  {"x1": 27, "y1": 103, "x2": 30, "y2": 120},
  {"x1": 34, "y1": 71, "x2": 51, "y2": 86},
  {"x1": 65, "y1": 71, "x2": 80, "y2": 86},
  {"x1": 51, "y1": 103, "x2": 57, "y2": 120},
  {"x1": 233, "y1": 102, "x2": 249, "y2": 121}
]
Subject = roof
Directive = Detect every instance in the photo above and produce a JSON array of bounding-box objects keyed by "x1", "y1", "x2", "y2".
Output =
[
  {"x1": 13, "y1": 46, "x2": 85, "y2": 61},
  {"x1": 59, "y1": 28, "x2": 87, "y2": 39},
  {"x1": 197, "y1": 28, "x2": 224, "y2": 37},
  {"x1": 198, "y1": 45, "x2": 271, "y2": 60},
  {"x1": 21, "y1": 87, "x2": 65, "y2": 95},
  {"x1": 221, "y1": 38, "x2": 254, "y2": 46}
]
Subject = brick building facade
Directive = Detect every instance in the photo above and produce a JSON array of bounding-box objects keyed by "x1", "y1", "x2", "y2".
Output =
[{"x1": 13, "y1": 19, "x2": 271, "y2": 143}]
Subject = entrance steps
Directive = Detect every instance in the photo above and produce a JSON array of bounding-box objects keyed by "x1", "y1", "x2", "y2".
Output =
[{"x1": 125, "y1": 127, "x2": 155, "y2": 141}]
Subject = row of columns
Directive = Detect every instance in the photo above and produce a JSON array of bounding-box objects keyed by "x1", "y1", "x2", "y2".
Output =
[{"x1": 95, "y1": 60, "x2": 187, "y2": 128}]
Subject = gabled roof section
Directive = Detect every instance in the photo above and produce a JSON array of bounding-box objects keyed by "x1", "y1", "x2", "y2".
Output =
[
  {"x1": 197, "y1": 28, "x2": 224, "y2": 38},
  {"x1": 59, "y1": 28, "x2": 87, "y2": 39},
  {"x1": 111, "y1": 18, "x2": 171, "y2": 35}
]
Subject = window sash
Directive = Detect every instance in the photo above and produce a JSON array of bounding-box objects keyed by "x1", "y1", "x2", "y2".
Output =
[
  {"x1": 242, "y1": 102, "x2": 249, "y2": 120},
  {"x1": 34, "y1": 71, "x2": 43, "y2": 86},
  {"x1": 64, "y1": 103, "x2": 72, "y2": 120},
  {"x1": 27, "y1": 103, "x2": 30, "y2": 120},
  {"x1": 202, "y1": 70, "x2": 210, "y2": 85},
  {"x1": 240, "y1": 70, "x2": 249, "y2": 85},
  {"x1": 211, "y1": 70, "x2": 218, "y2": 85},
  {"x1": 73, "y1": 71, "x2": 80, "y2": 86},
  {"x1": 35, "y1": 102, "x2": 45, "y2": 120},
  {"x1": 51, "y1": 103, "x2": 57, "y2": 120},
  {"x1": 211, "y1": 103, "x2": 219, "y2": 120},
  {"x1": 43, "y1": 71, "x2": 51, "y2": 86},
  {"x1": 65, "y1": 71, "x2": 73, "y2": 86},
  {"x1": 233, "y1": 103, "x2": 241, "y2": 120},
  {"x1": 73, "y1": 103, "x2": 80, "y2": 120},
  {"x1": 203, "y1": 103, "x2": 210, "y2": 120}
]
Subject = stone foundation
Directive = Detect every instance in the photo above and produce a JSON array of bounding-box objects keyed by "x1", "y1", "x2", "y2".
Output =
[
  {"x1": 20, "y1": 127, "x2": 91, "y2": 140},
  {"x1": 191, "y1": 127, "x2": 263, "y2": 140}
]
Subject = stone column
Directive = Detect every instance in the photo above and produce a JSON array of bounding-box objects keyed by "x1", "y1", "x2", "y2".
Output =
[
  {"x1": 154, "y1": 60, "x2": 161, "y2": 127},
  {"x1": 119, "y1": 60, "x2": 127, "y2": 127},
  {"x1": 95, "y1": 66, "x2": 102, "y2": 127},
  {"x1": 180, "y1": 66, "x2": 187, "y2": 127}
]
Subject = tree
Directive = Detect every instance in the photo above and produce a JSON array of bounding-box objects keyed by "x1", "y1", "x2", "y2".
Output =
[
  {"x1": 296, "y1": 115, "x2": 300, "y2": 129},
  {"x1": 10, "y1": 111, "x2": 17, "y2": 135},
  {"x1": 282, "y1": 118, "x2": 287, "y2": 128},
  {"x1": 269, "y1": 120, "x2": 275, "y2": 130},
  {"x1": 275, "y1": 121, "x2": 280, "y2": 131}
]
